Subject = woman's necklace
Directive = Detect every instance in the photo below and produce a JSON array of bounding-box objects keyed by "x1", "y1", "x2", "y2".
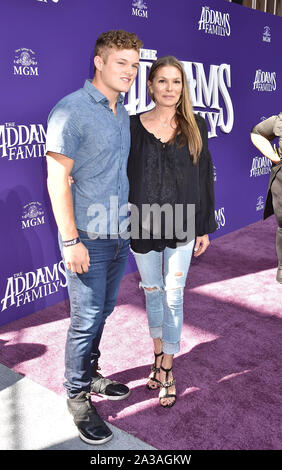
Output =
[{"x1": 153, "y1": 113, "x2": 175, "y2": 129}]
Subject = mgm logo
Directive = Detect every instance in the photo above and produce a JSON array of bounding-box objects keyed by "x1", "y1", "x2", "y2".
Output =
[
  {"x1": 22, "y1": 202, "x2": 45, "y2": 229},
  {"x1": 14, "y1": 48, "x2": 39, "y2": 76},
  {"x1": 132, "y1": 0, "x2": 148, "y2": 18}
]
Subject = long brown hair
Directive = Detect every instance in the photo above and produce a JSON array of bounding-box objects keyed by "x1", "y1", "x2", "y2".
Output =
[{"x1": 148, "y1": 56, "x2": 202, "y2": 165}]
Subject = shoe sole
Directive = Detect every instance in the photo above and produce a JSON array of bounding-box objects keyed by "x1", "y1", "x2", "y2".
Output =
[
  {"x1": 90, "y1": 390, "x2": 131, "y2": 401},
  {"x1": 79, "y1": 431, "x2": 113, "y2": 445}
]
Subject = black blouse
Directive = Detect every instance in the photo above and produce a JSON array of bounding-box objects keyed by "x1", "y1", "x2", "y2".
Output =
[{"x1": 127, "y1": 113, "x2": 217, "y2": 254}]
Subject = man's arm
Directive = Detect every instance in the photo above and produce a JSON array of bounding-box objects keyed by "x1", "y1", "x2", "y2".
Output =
[
  {"x1": 250, "y1": 116, "x2": 280, "y2": 163},
  {"x1": 47, "y1": 151, "x2": 90, "y2": 273}
]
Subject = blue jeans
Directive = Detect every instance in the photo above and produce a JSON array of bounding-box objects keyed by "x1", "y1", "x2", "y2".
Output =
[
  {"x1": 61, "y1": 230, "x2": 129, "y2": 398},
  {"x1": 132, "y1": 240, "x2": 194, "y2": 355}
]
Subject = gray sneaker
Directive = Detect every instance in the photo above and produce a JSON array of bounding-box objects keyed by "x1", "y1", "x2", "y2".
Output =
[
  {"x1": 90, "y1": 372, "x2": 130, "y2": 401},
  {"x1": 67, "y1": 391, "x2": 113, "y2": 445}
]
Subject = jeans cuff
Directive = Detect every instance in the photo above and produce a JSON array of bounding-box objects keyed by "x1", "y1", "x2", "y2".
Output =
[
  {"x1": 162, "y1": 340, "x2": 180, "y2": 355},
  {"x1": 149, "y1": 326, "x2": 162, "y2": 339}
]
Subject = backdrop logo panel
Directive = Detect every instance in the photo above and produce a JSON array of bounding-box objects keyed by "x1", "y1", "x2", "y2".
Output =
[
  {"x1": 0, "y1": 261, "x2": 67, "y2": 313},
  {"x1": 253, "y1": 70, "x2": 276, "y2": 92},
  {"x1": 22, "y1": 202, "x2": 45, "y2": 230},
  {"x1": 14, "y1": 48, "x2": 39, "y2": 77},
  {"x1": 1, "y1": 0, "x2": 282, "y2": 326},
  {"x1": 198, "y1": 5, "x2": 231, "y2": 36},
  {"x1": 132, "y1": 0, "x2": 148, "y2": 18},
  {"x1": 0, "y1": 123, "x2": 46, "y2": 161}
]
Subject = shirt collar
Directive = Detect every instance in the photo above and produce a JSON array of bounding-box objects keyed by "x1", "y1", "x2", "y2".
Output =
[{"x1": 83, "y1": 79, "x2": 124, "y2": 105}]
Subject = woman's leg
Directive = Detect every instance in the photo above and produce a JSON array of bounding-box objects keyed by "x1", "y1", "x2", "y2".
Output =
[
  {"x1": 159, "y1": 240, "x2": 194, "y2": 406},
  {"x1": 132, "y1": 249, "x2": 164, "y2": 388}
]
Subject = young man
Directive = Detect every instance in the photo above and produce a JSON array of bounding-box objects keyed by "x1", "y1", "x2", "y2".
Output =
[{"x1": 46, "y1": 30, "x2": 142, "y2": 445}]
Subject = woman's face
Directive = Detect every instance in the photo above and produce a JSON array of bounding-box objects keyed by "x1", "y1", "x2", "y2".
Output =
[{"x1": 148, "y1": 65, "x2": 183, "y2": 108}]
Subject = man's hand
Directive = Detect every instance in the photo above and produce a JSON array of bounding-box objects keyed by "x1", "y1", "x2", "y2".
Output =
[
  {"x1": 63, "y1": 242, "x2": 90, "y2": 273},
  {"x1": 193, "y1": 234, "x2": 210, "y2": 257}
]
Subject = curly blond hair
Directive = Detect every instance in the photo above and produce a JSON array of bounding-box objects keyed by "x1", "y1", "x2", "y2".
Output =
[{"x1": 94, "y1": 30, "x2": 143, "y2": 62}]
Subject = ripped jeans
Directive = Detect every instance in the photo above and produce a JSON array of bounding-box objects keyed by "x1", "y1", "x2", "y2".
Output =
[{"x1": 132, "y1": 240, "x2": 194, "y2": 355}]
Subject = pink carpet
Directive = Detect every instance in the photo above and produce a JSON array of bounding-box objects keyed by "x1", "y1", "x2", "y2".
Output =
[{"x1": 1, "y1": 216, "x2": 282, "y2": 450}]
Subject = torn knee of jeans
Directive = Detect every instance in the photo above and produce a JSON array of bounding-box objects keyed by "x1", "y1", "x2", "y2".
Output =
[
  {"x1": 165, "y1": 286, "x2": 184, "y2": 295},
  {"x1": 174, "y1": 272, "x2": 183, "y2": 277},
  {"x1": 139, "y1": 282, "x2": 163, "y2": 292}
]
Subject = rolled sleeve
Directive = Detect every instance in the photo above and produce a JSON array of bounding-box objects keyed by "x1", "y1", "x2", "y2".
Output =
[
  {"x1": 251, "y1": 115, "x2": 277, "y2": 141},
  {"x1": 45, "y1": 105, "x2": 81, "y2": 160}
]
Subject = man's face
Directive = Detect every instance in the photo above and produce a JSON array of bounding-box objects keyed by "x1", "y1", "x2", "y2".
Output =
[{"x1": 96, "y1": 48, "x2": 140, "y2": 94}]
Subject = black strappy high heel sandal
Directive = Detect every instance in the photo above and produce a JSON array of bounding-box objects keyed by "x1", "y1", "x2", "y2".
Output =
[
  {"x1": 159, "y1": 365, "x2": 177, "y2": 408},
  {"x1": 146, "y1": 351, "x2": 163, "y2": 390}
]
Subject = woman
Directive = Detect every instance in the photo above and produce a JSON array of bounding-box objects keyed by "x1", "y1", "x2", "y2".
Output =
[
  {"x1": 127, "y1": 56, "x2": 217, "y2": 408},
  {"x1": 250, "y1": 114, "x2": 282, "y2": 283}
]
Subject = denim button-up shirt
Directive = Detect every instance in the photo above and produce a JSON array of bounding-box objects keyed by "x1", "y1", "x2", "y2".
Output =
[{"x1": 46, "y1": 79, "x2": 130, "y2": 235}]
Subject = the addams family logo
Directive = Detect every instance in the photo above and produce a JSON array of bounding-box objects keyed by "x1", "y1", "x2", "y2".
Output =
[
  {"x1": 253, "y1": 70, "x2": 276, "y2": 92},
  {"x1": 14, "y1": 48, "x2": 39, "y2": 77},
  {"x1": 22, "y1": 202, "x2": 45, "y2": 229},
  {"x1": 1, "y1": 261, "x2": 67, "y2": 312},
  {"x1": 125, "y1": 49, "x2": 234, "y2": 138},
  {"x1": 198, "y1": 6, "x2": 231, "y2": 37},
  {"x1": 0, "y1": 123, "x2": 46, "y2": 161},
  {"x1": 263, "y1": 26, "x2": 271, "y2": 43},
  {"x1": 132, "y1": 0, "x2": 148, "y2": 18},
  {"x1": 250, "y1": 156, "x2": 272, "y2": 177}
]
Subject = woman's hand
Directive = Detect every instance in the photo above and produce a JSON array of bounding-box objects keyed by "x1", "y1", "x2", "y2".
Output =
[{"x1": 194, "y1": 234, "x2": 210, "y2": 257}]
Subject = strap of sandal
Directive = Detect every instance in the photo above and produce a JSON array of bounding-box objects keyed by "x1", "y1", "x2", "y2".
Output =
[
  {"x1": 155, "y1": 351, "x2": 164, "y2": 357},
  {"x1": 159, "y1": 365, "x2": 177, "y2": 407},
  {"x1": 151, "y1": 351, "x2": 163, "y2": 373},
  {"x1": 160, "y1": 365, "x2": 176, "y2": 389}
]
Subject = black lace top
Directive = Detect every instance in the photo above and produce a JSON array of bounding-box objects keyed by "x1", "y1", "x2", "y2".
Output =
[{"x1": 127, "y1": 113, "x2": 217, "y2": 253}]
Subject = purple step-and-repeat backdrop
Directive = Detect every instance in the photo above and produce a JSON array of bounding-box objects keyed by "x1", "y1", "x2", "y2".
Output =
[{"x1": 0, "y1": 0, "x2": 281, "y2": 326}]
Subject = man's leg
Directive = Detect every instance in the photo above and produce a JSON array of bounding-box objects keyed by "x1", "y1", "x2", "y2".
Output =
[
  {"x1": 63, "y1": 235, "x2": 116, "y2": 444},
  {"x1": 64, "y1": 249, "x2": 109, "y2": 398},
  {"x1": 90, "y1": 236, "x2": 131, "y2": 399}
]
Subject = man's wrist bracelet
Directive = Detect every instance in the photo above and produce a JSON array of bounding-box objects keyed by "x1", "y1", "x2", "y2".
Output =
[{"x1": 62, "y1": 237, "x2": 80, "y2": 247}]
